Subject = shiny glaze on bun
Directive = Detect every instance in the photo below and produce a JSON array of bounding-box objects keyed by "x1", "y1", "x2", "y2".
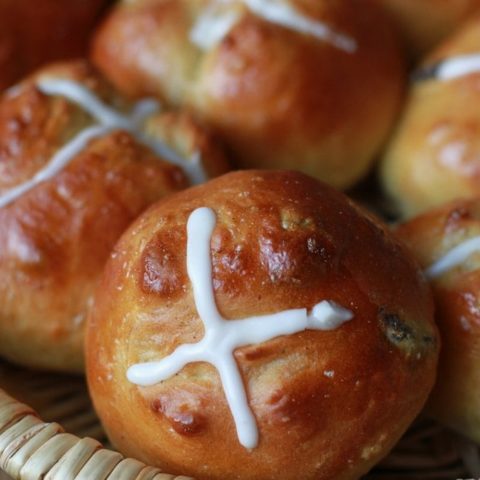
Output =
[
  {"x1": 0, "y1": 60, "x2": 228, "y2": 372},
  {"x1": 87, "y1": 170, "x2": 438, "y2": 480},
  {"x1": 92, "y1": 0, "x2": 405, "y2": 189}
]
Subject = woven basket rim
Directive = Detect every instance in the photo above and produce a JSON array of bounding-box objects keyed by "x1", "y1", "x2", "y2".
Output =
[{"x1": 0, "y1": 387, "x2": 193, "y2": 480}]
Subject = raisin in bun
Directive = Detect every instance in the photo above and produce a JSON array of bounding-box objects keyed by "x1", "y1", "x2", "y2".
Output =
[
  {"x1": 396, "y1": 198, "x2": 480, "y2": 443},
  {"x1": 0, "y1": 0, "x2": 111, "y2": 91},
  {"x1": 381, "y1": 14, "x2": 480, "y2": 218},
  {"x1": 91, "y1": 0, "x2": 405, "y2": 189},
  {"x1": 0, "y1": 60, "x2": 228, "y2": 373},
  {"x1": 374, "y1": 0, "x2": 480, "y2": 58},
  {"x1": 86, "y1": 170, "x2": 439, "y2": 480}
]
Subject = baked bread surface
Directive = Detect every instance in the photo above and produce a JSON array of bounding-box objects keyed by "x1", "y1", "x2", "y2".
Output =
[
  {"x1": 0, "y1": 60, "x2": 228, "y2": 372},
  {"x1": 381, "y1": 14, "x2": 480, "y2": 218},
  {"x1": 396, "y1": 198, "x2": 480, "y2": 443},
  {"x1": 87, "y1": 170, "x2": 439, "y2": 480},
  {"x1": 92, "y1": 0, "x2": 405, "y2": 189}
]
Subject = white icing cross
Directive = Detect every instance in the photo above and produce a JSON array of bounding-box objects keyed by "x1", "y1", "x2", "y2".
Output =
[
  {"x1": 191, "y1": 2, "x2": 242, "y2": 50},
  {"x1": 0, "y1": 79, "x2": 206, "y2": 209},
  {"x1": 190, "y1": 0, "x2": 357, "y2": 53},
  {"x1": 127, "y1": 207, "x2": 354, "y2": 449},
  {"x1": 426, "y1": 236, "x2": 480, "y2": 279},
  {"x1": 436, "y1": 54, "x2": 480, "y2": 81}
]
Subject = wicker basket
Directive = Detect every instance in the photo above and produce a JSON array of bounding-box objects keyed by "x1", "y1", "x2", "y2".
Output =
[{"x1": 0, "y1": 359, "x2": 478, "y2": 480}]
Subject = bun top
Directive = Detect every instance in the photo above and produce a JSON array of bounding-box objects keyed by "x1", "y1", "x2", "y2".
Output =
[
  {"x1": 1, "y1": 61, "x2": 229, "y2": 189},
  {"x1": 396, "y1": 199, "x2": 480, "y2": 282},
  {"x1": 92, "y1": 0, "x2": 405, "y2": 189},
  {"x1": 380, "y1": 14, "x2": 480, "y2": 218},
  {"x1": 0, "y1": 60, "x2": 228, "y2": 372},
  {"x1": 87, "y1": 170, "x2": 438, "y2": 480},
  {"x1": 127, "y1": 204, "x2": 355, "y2": 449},
  {"x1": 395, "y1": 198, "x2": 480, "y2": 443}
]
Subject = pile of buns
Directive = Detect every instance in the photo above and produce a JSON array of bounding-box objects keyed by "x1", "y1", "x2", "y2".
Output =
[{"x1": 1, "y1": 1, "x2": 480, "y2": 479}]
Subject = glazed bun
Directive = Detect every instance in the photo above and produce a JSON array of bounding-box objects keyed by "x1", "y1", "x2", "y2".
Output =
[
  {"x1": 381, "y1": 14, "x2": 480, "y2": 218},
  {"x1": 396, "y1": 198, "x2": 480, "y2": 443},
  {"x1": 0, "y1": 0, "x2": 110, "y2": 91},
  {"x1": 86, "y1": 170, "x2": 439, "y2": 480},
  {"x1": 373, "y1": 0, "x2": 480, "y2": 57},
  {"x1": 92, "y1": 0, "x2": 405, "y2": 189},
  {"x1": 0, "y1": 60, "x2": 228, "y2": 373}
]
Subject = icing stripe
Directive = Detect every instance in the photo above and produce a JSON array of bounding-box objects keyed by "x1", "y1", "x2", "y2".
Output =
[
  {"x1": 437, "y1": 54, "x2": 480, "y2": 81},
  {"x1": 190, "y1": 0, "x2": 356, "y2": 53},
  {"x1": 426, "y1": 236, "x2": 480, "y2": 279},
  {"x1": 37, "y1": 79, "x2": 207, "y2": 184},
  {"x1": 0, "y1": 124, "x2": 112, "y2": 209},
  {"x1": 127, "y1": 207, "x2": 354, "y2": 449},
  {"x1": 190, "y1": 5, "x2": 242, "y2": 50},
  {"x1": 413, "y1": 53, "x2": 480, "y2": 83},
  {"x1": 38, "y1": 79, "x2": 136, "y2": 128},
  {"x1": 244, "y1": 0, "x2": 356, "y2": 52},
  {"x1": 0, "y1": 78, "x2": 207, "y2": 208}
]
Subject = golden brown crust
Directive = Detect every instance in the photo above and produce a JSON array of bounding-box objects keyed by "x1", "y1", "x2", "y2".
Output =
[
  {"x1": 0, "y1": 60, "x2": 229, "y2": 373},
  {"x1": 425, "y1": 11, "x2": 480, "y2": 63},
  {"x1": 395, "y1": 198, "x2": 480, "y2": 443},
  {"x1": 92, "y1": 0, "x2": 405, "y2": 189},
  {"x1": 143, "y1": 111, "x2": 230, "y2": 182},
  {"x1": 0, "y1": 0, "x2": 111, "y2": 91},
  {"x1": 87, "y1": 170, "x2": 439, "y2": 480},
  {"x1": 381, "y1": 14, "x2": 480, "y2": 219},
  {"x1": 373, "y1": 0, "x2": 480, "y2": 58}
]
